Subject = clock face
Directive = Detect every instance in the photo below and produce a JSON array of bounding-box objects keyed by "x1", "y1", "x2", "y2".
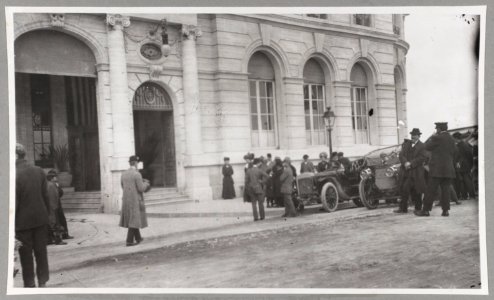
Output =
[{"x1": 140, "y1": 43, "x2": 162, "y2": 60}]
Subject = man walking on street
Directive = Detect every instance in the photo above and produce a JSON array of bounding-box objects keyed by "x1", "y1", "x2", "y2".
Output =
[
  {"x1": 245, "y1": 158, "x2": 269, "y2": 221},
  {"x1": 394, "y1": 128, "x2": 427, "y2": 213},
  {"x1": 15, "y1": 143, "x2": 50, "y2": 287},
  {"x1": 120, "y1": 155, "x2": 151, "y2": 246},
  {"x1": 415, "y1": 122, "x2": 457, "y2": 217}
]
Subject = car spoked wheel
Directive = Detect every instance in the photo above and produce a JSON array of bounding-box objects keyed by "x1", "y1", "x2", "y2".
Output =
[
  {"x1": 359, "y1": 178, "x2": 379, "y2": 209},
  {"x1": 321, "y1": 182, "x2": 339, "y2": 212}
]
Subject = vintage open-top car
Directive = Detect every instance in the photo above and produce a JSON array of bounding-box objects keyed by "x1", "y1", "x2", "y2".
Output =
[
  {"x1": 294, "y1": 144, "x2": 404, "y2": 212},
  {"x1": 358, "y1": 144, "x2": 402, "y2": 209},
  {"x1": 294, "y1": 160, "x2": 365, "y2": 213}
]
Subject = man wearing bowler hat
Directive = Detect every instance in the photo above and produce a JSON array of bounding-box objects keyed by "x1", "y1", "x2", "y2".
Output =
[
  {"x1": 415, "y1": 122, "x2": 457, "y2": 217},
  {"x1": 245, "y1": 157, "x2": 270, "y2": 221},
  {"x1": 394, "y1": 128, "x2": 427, "y2": 213},
  {"x1": 120, "y1": 155, "x2": 151, "y2": 246}
]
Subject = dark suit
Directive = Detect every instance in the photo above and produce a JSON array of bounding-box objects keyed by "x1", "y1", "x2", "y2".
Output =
[
  {"x1": 455, "y1": 140, "x2": 475, "y2": 198},
  {"x1": 399, "y1": 140, "x2": 427, "y2": 211},
  {"x1": 300, "y1": 161, "x2": 315, "y2": 174},
  {"x1": 338, "y1": 157, "x2": 352, "y2": 174},
  {"x1": 245, "y1": 167, "x2": 269, "y2": 220},
  {"x1": 280, "y1": 167, "x2": 296, "y2": 217},
  {"x1": 15, "y1": 159, "x2": 50, "y2": 287},
  {"x1": 422, "y1": 132, "x2": 457, "y2": 211}
]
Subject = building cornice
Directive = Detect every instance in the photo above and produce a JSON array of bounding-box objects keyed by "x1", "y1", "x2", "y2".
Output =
[{"x1": 220, "y1": 14, "x2": 410, "y2": 49}]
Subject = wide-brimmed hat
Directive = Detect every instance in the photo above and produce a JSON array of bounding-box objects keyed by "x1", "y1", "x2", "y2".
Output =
[
  {"x1": 129, "y1": 155, "x2": 140, "y2": 163},
  {"x1": 452, "y1": 132, "x2": 462, "y2": 139},
  {"x1": 409, "y1": 128, "x2": 422, "y2": 136},
  {"x1": 434, "y1": 122, "x2": 448, "y2": 131}
]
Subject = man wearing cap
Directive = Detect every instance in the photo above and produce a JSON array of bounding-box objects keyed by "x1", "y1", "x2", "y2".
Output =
[
  {"x1": 317, "y1": 152, "x2": 330, "y2": 173},
  {"x1": 15, "y1": 143, "x2": 51, "y2": 287},
  {"x1": 300, "y1": 154, "x2": 315, "y2": 174},
  {"x1": 452, "y1": 132, "x2": 476, "y2": 199},
  {"x1": 395, "y1": 128, "x2": 427, "y2": 214},
  {"x1": 415, "y1": 122, "x2": 457, "y2": 217},
  {"x1": 245, "y1": 158, "x2": 269, "y2": 221},
  {"x1": 120, "y1": 155, "x2": 151, "y2": 246}
]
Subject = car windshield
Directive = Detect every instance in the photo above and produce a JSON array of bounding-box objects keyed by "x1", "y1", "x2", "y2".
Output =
[{"x1": 363, "y1": 144, "x2": 401, "y2": 166}]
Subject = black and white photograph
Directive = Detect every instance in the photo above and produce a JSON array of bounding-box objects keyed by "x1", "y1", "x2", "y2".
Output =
[{"x1": 5, "y1": 5, "x2": 486, "y2": 295}]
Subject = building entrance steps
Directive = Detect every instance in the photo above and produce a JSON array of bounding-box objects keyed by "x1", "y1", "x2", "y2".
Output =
[{"x1": 144, "y1": 187, "x2": 195, "y2": 207}]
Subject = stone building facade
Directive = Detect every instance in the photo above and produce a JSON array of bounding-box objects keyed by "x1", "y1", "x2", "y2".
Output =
[{"x1": 13, "y1": 13, "x2": 409, "y2": 213}]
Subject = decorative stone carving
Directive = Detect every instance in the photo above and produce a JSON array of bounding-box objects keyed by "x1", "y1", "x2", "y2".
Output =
[
  {"x1": 314, "y1": 32, "x2": 325, "y2": 52},
  {"x1": 181, "y1": 25, "x2": 202, "y2": 40},
  {"x1": 106, "y1": 14, "x2": 130, "y2": 29},
  {"x1": 50, "y1": 14, "x2": 65, "y2": 27},
  {"x1": 149, "y1": 64, "x2": 164, "y2": 80},
  {"x1": 260, "y1": 23, "x2": 272, "y2": 46}
]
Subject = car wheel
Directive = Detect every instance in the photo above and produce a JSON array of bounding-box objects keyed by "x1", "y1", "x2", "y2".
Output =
[
  {"x1": 353, "y1": 198, "x2": 364, "y2": 207},
  {"x1": 321, "y1": 182, "x2": 339, "y2": 212},
  {"x1": 359, "y1": 177, "x2": 379, "y2": 209}
]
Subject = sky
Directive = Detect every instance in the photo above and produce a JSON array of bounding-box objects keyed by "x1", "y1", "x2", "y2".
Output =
[{"x1": 404, "y1": 14, "x2": 480, "y2": 138}]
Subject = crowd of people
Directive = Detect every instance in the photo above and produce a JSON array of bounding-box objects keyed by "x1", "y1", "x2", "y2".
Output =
[
  {"x1": 396, "y1": 122, "x2": 476, "y2": 217},
  {"x1": 15, "y1": 143, "x2": 73, "y2": 288},
  {"x1": 221, "y1": 150, "x2": 352, "y2": 221}
]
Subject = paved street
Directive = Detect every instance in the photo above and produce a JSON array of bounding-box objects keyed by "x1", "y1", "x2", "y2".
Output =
[{"x1": 15, "y1": 199, "x2": 480, "y2": 289}]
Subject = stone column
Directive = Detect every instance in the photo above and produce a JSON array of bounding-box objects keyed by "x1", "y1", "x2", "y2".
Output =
[
  {"x1": 106, "y1": 14, "x2": 133, "y2": 212},
  {"x1": 332, "y1": 81, "x2": 353, "y2": 146},
  {"x1": 96, "y1": 64, "x2": 113, "y2": 213},
  {"x1": 375, "y1": 84, "x2": 398, "y2": 146},
  {"x1": 181, "y1": 24, "x2": 212, "y2": 202},
  {"x1": 181, "y1": 24, "x2": 203, "y2": 156}
]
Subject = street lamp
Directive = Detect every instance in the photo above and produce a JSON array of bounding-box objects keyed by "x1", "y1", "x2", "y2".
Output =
[{"x1": 323, "y1": 107, "x2": 336, "y2": 155}]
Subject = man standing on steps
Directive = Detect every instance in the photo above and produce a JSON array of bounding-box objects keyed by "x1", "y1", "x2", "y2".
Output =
[
  {"x1": 394, "y1": 128, "x2": 427, "y2": 214},
  {"x1": 415, "y1": 122, "x2": 457, "y2": 217},
  {"x1": 15, "y1": 143, "x2": 50, "y2": 287},
  {"x1": 120, "y1": 155, "x2": 151, "y2": 246}
]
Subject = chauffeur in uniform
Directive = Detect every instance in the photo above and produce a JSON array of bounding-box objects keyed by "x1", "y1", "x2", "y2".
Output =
[
  {"x1": 394, "y1": 128, "x2": 427, "y2": 213},
  {"x1": 415, "y1": 122, "x2": 457, "y2": 217}
]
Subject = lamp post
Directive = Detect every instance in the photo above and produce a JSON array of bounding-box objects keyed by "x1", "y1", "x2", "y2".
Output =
[{"x1": 323, "y1": 107, "x2": 336, "y2": 155}]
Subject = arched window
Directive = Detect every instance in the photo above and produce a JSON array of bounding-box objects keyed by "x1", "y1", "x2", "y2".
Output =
[
  {"x1": 303, "y1": 59, "x2": 326, "y2": 146},
  {"x1": 350, "y1": 63, "x2": 370, "y2": 144},
  {"x1": 248, "y1": 52, "x2": 277, "y2": 148}
]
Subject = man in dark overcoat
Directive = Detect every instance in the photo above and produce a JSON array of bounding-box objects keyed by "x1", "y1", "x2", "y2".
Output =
[
  {"x1": 394, "y1": 128, "x2": 427, "y2": 213},
  {"x1": 15, "y1": 143, "x2": 51, "y2": 287},
  {"x1": 452, "y1": 132, "x2": 476, "y2": 199},
  {"x1": 415, "y1": 122, "x2": 457, "y2": 217},
  {"x1": 245, "y1": 158, "x2": 269, "y2": 221},
  {"x1": 280, "y1": 159, "x2": 297, "y2": 218},
  {"x1": 120, "y1": 155, "x2": 151, "y2": 246},
  {"x1": 300, "y1": 154, "x2": 315, "y2": 174}
]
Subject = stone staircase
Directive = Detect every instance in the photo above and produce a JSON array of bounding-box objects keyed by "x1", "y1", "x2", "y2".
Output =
[
  {"x1": 60, "y1": 188, "x2": 194, "y2": 213},
  {"x1": 61, "y1": 191, "x2": 103, "y2": 213},
  {"x1": 144, "y1": 188, "x2": 195, "y2": 207}
]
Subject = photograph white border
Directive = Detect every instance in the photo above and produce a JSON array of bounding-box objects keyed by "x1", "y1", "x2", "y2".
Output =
[{"x1": 5, "y1": 5, "x2": 487, "y2": 295}]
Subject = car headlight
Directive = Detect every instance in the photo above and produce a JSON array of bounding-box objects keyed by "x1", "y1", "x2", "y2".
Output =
[
  {"x1": 360, "y1": 168, "x2": 372, "y2": 179},
  {"x1": 385, "y1": 164, "x2": 401, "y2": 177}
]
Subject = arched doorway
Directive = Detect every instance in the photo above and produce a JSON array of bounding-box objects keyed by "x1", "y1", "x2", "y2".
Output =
[
  {"x1": 14, "y1": 29, "x2": 100, "y2": 191},
  {"x1": 133, "y1": 82, "x2": 176, "y2": 187}
]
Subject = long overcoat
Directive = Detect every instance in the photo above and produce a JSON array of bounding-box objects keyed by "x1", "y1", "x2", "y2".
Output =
[
  {"x1": 399, "y1": 139, "x2": 427, "y2": 193},
  {"x1": 425, "y1": 132, "x2": 457, "y2": 178},
  {"x1": 15, "y1": 159, "x2": 50, "y2": 231},
  {"x1": 456, "y1": 140, "x2": 474, "y2": 172},
  {"x1": 119, "y1": 168, "x2": 150, "y2": 229}
]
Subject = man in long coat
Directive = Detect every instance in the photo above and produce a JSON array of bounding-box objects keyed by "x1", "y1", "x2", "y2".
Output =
[
  {"x1": 415, "y1": 122, "x2": 457, "y2": 217},
  {"x1": 120, "y1": 155, "x2": 150, "y2": 246},
  {"x1": 452, "y1": 132, "x2": 476, "y2": 199},
  {"x1": 245, "y1": 158, "x2": 269, "y2": 221},
  {"x1": 280, "y1": 159, "x2": 297, "y2": 218},
  {"x1": 394, "y1": 128, "x2": 427, "y2": 213},
  {"x1": 15, "y1": 143, "x2": 50, "y2": 287},
  {"x1": 300, "y1": 154, "x2": 315, "y2": 174}
]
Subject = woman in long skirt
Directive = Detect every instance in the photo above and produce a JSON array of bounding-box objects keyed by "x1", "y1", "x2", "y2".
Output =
[{"x1": 222, "y1": 157, "x2": 236, "y2": 199}]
